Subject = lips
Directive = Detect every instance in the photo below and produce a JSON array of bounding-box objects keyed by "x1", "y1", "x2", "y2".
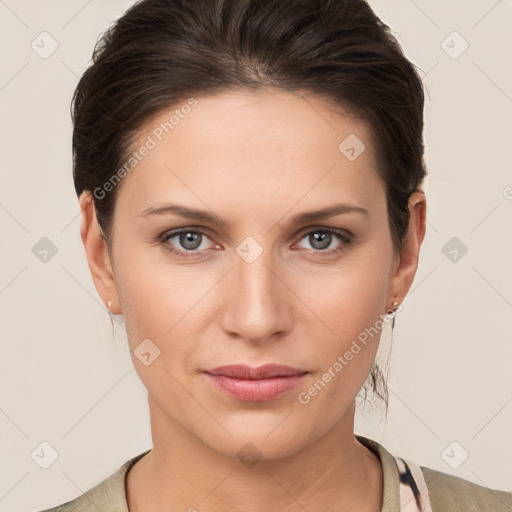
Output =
[
  {"x1": 203, "y1": 364, "x2": 308, "y2": 379},
  {"x1": 202, "y1": 364, "x2": 309, "y2": 401}
]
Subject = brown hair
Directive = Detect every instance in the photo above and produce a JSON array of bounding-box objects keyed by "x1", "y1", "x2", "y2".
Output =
[{"x1": 72, "y1": 0, "x2": 427, "y2": 417}]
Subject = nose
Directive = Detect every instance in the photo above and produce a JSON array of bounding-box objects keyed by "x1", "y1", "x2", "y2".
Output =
[{"x1": 219, "y1": 246, "x2": 293, "y2": 344}]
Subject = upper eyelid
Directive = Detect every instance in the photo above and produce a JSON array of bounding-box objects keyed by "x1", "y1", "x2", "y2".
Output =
[{"x1": 162, "y1": 227, "x2": 216, "y2": 245}]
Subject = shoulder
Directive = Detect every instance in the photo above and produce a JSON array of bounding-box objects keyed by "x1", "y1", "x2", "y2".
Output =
[
  {"x1": 35, "y1": 468, "x2": 124, "y2": 512},
  {"x1": 35, "y1": 449, "x2": 150, "y2": 512},
  {"x1": 420, "y1": 465, "x2": 512, "y2": 512}
]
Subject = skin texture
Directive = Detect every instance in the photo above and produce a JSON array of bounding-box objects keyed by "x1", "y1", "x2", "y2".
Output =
[{"x1": 79, "y1": 87, "x2": 426, "y2": 511}]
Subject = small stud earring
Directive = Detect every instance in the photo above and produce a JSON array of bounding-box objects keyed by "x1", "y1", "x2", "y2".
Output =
[
  {"x1": 386, "y1": 301, "x2": 400, "y2": 315},
  {"x1": 107, "y1": 300, "x2": 112, "y2": 310}
]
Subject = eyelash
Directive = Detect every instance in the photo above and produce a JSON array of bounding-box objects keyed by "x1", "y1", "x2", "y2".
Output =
[{"x1": 158, "y1": 227, "x2": 353, "y2": 259}]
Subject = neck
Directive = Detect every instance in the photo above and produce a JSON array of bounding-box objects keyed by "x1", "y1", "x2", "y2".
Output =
[{"x1": 126, "y1": 399, "x2": 383, "y2": 512}]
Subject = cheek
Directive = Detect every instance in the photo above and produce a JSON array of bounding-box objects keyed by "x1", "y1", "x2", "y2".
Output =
[
  {"x1": 114, "y1": 258, "x2": 202, "y2": 394},
  {"x1": 115, "y1": 248, "x2": 207, "y2": 338},
  {"x1": 299, "y1": 257, "x2": 390, "y2": 335},
  {"x1": 296, "y1": 286, "x2": 385, "y2": 414},
  {"x1": 293, "y1": 256, "x2": 390, "y2": 383}
]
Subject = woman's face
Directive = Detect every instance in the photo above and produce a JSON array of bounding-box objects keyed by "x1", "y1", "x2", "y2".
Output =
[{"x1": 83, "y1": 88, "x2": 424, "y2": 460}]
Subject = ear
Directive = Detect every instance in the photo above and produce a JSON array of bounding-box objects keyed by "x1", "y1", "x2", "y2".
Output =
[
  {"x1": 388, "y1": 191, "x2": 427, "y2": 308},
  {"x1": 79, "y1": 191, "x2": 122, "y2": 314}
]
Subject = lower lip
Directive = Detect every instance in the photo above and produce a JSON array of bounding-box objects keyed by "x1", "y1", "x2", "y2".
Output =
[{"x1": 203, "y1": 373, "x2": 308, "y2": 402}]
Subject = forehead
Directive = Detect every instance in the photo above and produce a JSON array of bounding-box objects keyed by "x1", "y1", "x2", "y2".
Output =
[{"x1": 116, "y1": 88, "x2": 384, "y2": 219}]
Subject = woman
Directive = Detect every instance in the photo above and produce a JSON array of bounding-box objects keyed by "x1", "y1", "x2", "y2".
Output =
[{"x1": 39, "y1": 0, "x2": 512, "y2": 510}]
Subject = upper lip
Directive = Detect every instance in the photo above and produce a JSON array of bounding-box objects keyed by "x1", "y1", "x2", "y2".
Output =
[{"x1": 204, "y1": 364, "x2": 308, "y2": 380}]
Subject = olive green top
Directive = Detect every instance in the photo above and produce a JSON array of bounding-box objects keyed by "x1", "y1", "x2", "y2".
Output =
[{"x1": 37, "y1": 435, "x2": 512, "y2": 511}]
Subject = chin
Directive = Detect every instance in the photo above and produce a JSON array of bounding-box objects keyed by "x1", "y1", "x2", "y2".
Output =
[{"x1": 195, "y1": 417, "x2": 315, "y2": 464}]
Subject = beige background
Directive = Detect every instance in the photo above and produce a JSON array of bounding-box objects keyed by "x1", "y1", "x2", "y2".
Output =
[{"x1": 1, "y1": 0, "x2": 511, "y2": 510}]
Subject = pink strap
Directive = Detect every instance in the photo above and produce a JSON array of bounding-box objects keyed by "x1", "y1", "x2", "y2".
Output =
[{"x1": 394, "y1": 456, "x2": 433, "y2": 512}]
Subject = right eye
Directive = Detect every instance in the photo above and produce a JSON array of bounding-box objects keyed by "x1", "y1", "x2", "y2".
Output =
[{"x1": 160, "y1": 228, "x2": 220, "y2": 258}]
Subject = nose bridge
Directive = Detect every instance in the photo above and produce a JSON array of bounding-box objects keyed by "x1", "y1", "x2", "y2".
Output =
[{"x1": 221, "y1": 240, "x2": 290, "y2": 340}]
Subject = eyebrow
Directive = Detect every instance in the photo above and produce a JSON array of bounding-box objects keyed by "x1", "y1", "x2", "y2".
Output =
[{"x1": 140, "y1": 202, "x2": 369, "y2": 227}]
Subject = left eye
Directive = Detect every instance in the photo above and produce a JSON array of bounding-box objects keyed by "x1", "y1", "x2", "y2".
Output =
[{"x1": 295, "y1": 229, "x2": 351, "y2": 252}]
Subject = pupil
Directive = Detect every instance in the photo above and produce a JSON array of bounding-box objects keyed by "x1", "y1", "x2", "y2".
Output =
[
  {"x1": 181, "y1": 232, "x2": 200, "y2": 250},
  {"x1": 311, "y1": 232, "x2": 330, "y2": 250}
]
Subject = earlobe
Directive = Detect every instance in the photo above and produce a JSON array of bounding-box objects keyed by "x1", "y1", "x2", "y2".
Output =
[{"x1": 79, "y1": 191, "x2": 122, "y2": 314}]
